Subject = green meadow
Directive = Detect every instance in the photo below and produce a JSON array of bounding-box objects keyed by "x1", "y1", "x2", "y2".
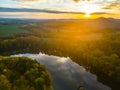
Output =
[{"x1": 0, "y1": 24, "x2": 26, "y2": 36}]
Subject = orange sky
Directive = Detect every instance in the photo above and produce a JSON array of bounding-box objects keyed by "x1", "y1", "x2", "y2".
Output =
[{"x1": 0, "y1": 0, "x2": 120, "y2": 19}]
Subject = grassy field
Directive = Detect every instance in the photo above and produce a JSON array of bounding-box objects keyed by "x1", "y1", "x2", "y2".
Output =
[{"x1": 0, "y1": 24, "x2": 26, "y2": 36}]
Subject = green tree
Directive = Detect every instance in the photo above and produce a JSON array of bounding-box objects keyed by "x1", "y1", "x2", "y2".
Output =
[{"x1": 0, "y1": 75, "x2": 11, "y2": 90}]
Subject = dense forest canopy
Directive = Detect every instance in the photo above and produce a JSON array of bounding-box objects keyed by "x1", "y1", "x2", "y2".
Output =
[
  {"x1": 0, "y1": 18, "x2": 120, "y2": 89},
  {"x1": 0, "y1": 56, "x2": 53, "y2": 90}
]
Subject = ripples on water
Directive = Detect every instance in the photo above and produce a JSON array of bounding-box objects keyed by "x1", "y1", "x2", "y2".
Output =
[{"x1": 13, "y1": 53, "x2": 111, "y2": 90}]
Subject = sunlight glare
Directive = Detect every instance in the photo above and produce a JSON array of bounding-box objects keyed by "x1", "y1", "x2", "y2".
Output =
[
  {"x1": 85, "y1": 13, "x2": 90, "y2": 17},
  {"x1": 80, "y1": 3, "x2": 100, "y2": 17}
]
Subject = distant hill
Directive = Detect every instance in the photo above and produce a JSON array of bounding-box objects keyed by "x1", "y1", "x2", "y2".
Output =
[
  {"x1": 0, "y1": 17, "x2": 120, "y2": 29},
  {"x1": 76, "y1": 17, "x2": 120, "y2": 29}
]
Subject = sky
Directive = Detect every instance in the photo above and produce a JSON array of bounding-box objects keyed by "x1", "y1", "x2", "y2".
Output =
[{"x1": 0, "y1": 0, "x2": 120, "y2": 19}]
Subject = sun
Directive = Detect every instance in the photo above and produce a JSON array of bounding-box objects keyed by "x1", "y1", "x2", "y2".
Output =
[
  {"x1": 85, "y1": 13, "x2": 90, "y2": 17},
  {"x1": 80, "y1": 3, "x2": 100, "y2": 17}
]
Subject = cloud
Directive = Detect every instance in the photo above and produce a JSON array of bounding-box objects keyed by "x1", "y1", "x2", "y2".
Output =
[
  {"x1": 0, "y1": 7, "x2": 110, "y2": 15},
  {"x1": 91, "y1": 12, "x2": 111, "y2": 15},
  {"x1": 11, "y1": 0, "x2": 120, "y2": 10},
  {"x1": 12, "y1": 0, "x2": 94, "y2": 3},
  {"x1": 12, "y1": 0, "x2": 39, "y2": 2},
  {"x1": 73, "y1": 0, "x2": 92, "y2": 2},
  {"x1": 102, "y1": 3, "x2": 120, "y2": 10},
  {"x1": 100, "y1": 0, "x2": 120, "y2": 10},
  {"x1": 0, "y1": 7, "x2": 85, "y2": 14},
  {"x1": 73, "y1": 0, "x2": 80, "y2": 2}
]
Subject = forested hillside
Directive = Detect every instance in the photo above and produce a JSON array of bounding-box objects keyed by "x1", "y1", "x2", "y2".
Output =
[
  {"x1": 0, "y1": 18, "x2": 120, "y2": 89},
  {"x1": 0, "y1": 56, "x2": 53, "y2": 90}
]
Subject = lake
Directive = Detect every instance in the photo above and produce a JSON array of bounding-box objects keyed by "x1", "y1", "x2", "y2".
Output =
[{"x1": 13, "y1": 53, "x2": 111, "y2": 90}]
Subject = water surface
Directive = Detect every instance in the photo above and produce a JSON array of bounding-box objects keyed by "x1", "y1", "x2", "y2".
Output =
[{"x1": 13, "y1": 53, "x2": 111, "y2": 90}]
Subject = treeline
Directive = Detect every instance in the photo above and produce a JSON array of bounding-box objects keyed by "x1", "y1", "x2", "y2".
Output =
[{"x1": 0, "y1": 56, "x2": 53, "y2": 90}]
